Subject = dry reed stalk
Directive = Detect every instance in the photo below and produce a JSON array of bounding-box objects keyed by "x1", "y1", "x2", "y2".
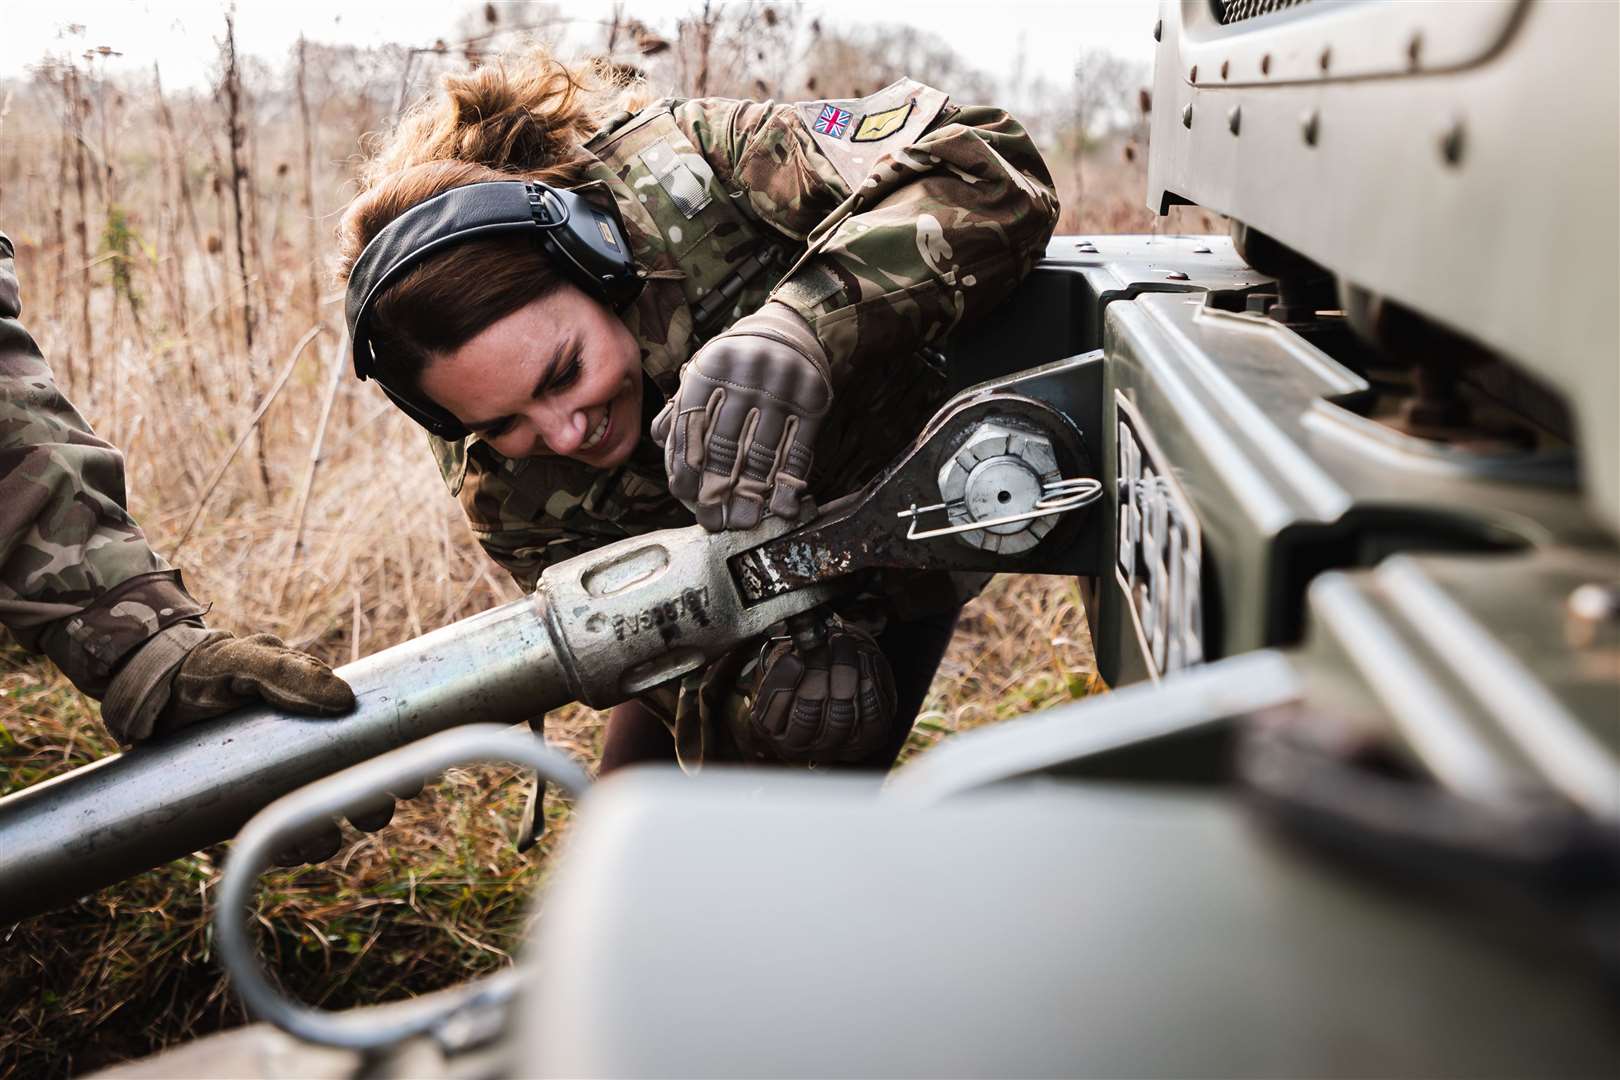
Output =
[
  {"x1": 393, "y1": 47, "x2": 418, "y2": 117},
  {"x1": 689, "y1": 0, "x2": 719, "y2": 96},
  {"x1": 294, "y1": 37, "x2": 322, "y2": 322},
  {"x1": 67, "y1": 65, "x2": 95, "y2": 392},
  {"x1": 150, "y1": 64, "x2": 200, "y2": 389},
  {"x1": 154, "y1": 64, "x2": 228, "y2": 365},
  {"x1": 350, "y1": 584, "x2": 363, "y2": 663},
  {"x1": 207, "y1": 157, "x2": 236, "y2": 361},
  {"x1": 399, "y1": 535, "x2": 424, "y2": 640},
  {"x1": 169, "y1": 323, "x2": 325, "y2": 558},
  {"x1": 51, "y1": 103, "x2": 70, "y2": 351},
  {"x1": 277, "y1": 331, "x2": 348, "y2": 606},
  {"x1": 90, "y1": 57, "x2": 115, "y2": 201},
  {"x1": 221, "y1": 15, "x2": 255, "y2": 355}
]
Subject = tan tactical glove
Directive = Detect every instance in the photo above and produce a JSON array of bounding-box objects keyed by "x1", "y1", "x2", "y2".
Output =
[
  {"x1": 102, "y1": 625, "x2": 368, "y2": 865},
  {"x1": 650, "y1": 301, "x2": 832, "y2": 532},
  {"x1": 101, "y1": 625, "x2": 356, "y2": 745},
  {"x1": 749, "y1": 621, "x2": 898, "y2": 766}
]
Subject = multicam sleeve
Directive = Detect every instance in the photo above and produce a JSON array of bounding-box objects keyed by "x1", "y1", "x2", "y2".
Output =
[
  {"x1": 672, "y1": 82, "x2": 1061, "y2": 383},
  {"x1": 0, "y1": 232, "x2": 207, "y2": 699}
]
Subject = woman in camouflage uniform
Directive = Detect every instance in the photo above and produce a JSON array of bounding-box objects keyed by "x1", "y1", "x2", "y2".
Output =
[{"x1": 337, "y1": 52, "x2": 1059, "y2": 772}]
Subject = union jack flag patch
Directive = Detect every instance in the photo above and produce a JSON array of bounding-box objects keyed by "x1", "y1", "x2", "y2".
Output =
[{"x1": 813, "y1": 104, "x2": 853, "y2": 139}]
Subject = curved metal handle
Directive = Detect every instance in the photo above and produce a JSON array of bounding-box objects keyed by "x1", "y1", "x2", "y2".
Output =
[{"x1": 214, "y1": 725, "x2": 591, "y2": 1051}]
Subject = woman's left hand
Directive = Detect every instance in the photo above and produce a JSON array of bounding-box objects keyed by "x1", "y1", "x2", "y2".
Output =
[{"x1": 651, "y1": 302, "x2": 832, "y2": 531}]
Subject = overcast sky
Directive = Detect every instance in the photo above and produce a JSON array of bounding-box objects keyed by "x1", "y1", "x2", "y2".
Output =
[{"x1": 1, "y1": 0, "x2": 1158, "y2": 92}]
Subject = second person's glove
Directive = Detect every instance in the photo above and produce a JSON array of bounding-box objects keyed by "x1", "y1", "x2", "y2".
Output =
[
  {"x1": 650, "y1": 301, "x2": 833, "y2": 531},
  {"x1": 102, "y1": 626, "x2": 356, "y2": 744},
  {"x1": 102, "y1": 624, "x2": 367, "y2": 865}
]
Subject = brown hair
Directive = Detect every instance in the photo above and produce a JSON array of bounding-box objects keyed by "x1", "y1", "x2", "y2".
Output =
[{"x1": 336, "y1": 50, "x2": 649, "y2": 390}]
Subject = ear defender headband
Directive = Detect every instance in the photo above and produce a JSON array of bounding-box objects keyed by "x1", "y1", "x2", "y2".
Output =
[{"x1": 344, "y1": 180, "x2": 644, "y2": 440}]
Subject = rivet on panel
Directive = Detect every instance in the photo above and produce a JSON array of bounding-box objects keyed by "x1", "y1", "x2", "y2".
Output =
[
  {"x1": 1190, "y1": 64, "x2": 1199, "y2": 83},
  {"x1": 1318, "y1": 46, "x2": 1332, "y2": 73},
  {"x1": 1227, "y1": 105, "x2": 1242, "y2": 136},
  {"x1": 1261, "y1": 54, "x2": 1272, "y2": 76},
  {"x1": 1567, "y1": 583, "x2": 1620, "y2": 646},
  {"x1": 1439, "y1": 118, "x2": 1466, "y2": 166},
  {"x1": 1220, "y1": 59, "x2": 1230, "y2": 80},
  {"x1": 1301, "y1": 109, "x2": 1320, "y2": 146},
  {"x1": 1182, "y1": 102, "x2": 1193, "y2": 129}
]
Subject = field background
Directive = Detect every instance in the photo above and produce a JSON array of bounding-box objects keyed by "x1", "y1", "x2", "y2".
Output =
[{"x1": 0, "y1": 5, "x2": 1219, "y2": 1075}]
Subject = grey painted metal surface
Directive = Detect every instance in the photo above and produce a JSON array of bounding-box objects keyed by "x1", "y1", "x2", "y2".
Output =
[
  {"x1": 91, "y1": 981, "x2": 512, "y2": 1079},
  {"x1": 893, "y1": 649, "x2": 1297, "y2": 800},
  {"x1": 1146, "y1": 0, "x2": 1620, "y2": 531},
  {"x1": 1299, "y1": 546, "x2": 1620, "y2": 822},
  {"x1": 525, "y1": 771, "x2": 1620, "y2": 1078},
  {"x1": 0, "y1": 520, "x2": 826, "y2": 920},
  {"x1": 1095, "y1": 282, "x2": 1604, "y2": 685}
]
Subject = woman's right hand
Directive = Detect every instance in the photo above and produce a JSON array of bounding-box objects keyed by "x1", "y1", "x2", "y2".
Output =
[{"x1": 650, "y1": 302, "x2": 832, "y2": 531}]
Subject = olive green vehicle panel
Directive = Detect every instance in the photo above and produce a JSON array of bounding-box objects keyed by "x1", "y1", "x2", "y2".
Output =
[{"x1": 1147, "y1": 0, "x2": 1620, "y2": 532}]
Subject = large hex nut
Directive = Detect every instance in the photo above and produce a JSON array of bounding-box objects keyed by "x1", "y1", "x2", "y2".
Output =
[{"x1": 936, "y1": 418, "x2": 1062, "y2": 554}]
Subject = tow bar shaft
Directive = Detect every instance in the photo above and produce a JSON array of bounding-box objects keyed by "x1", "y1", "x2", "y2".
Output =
[
  {"x1": 0, "y1": 522, "x2": 827, "y2": 921},
  {"x1": 0, "y1": 355, "x2": 1105, "y2": 920}
]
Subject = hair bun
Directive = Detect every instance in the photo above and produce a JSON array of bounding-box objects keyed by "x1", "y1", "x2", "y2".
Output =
[
  {"x1": 361, "y1": 49, "x2": 619, "y2": 183},
  {"x1": 442, "y1": 63, "x2": 590, "y2": 171}
]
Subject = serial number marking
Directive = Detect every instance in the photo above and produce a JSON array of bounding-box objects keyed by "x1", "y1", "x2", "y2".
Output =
[
  {"x1": 1116, "y1": 393, "x2": 1203, "y2": 679},
  {"x1": 612, "y1": 586, "x2": 712, "y2": 642}
]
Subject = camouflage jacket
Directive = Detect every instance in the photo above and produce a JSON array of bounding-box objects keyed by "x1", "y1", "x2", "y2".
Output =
[
  {"x1": 0, "y1": 232, "x2": 206, "y2": 700},
  {"x1": 430, "y1": 79, "x2": 1061, "y2": 591}
]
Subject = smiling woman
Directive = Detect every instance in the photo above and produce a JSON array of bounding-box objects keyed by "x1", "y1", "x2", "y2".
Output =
[
  {"x1": 335, "y1": 47, "x2": 1060, "y2": 774},
  {"x1": 423, "y1": 289, "x2": 643, "y2": 464}
]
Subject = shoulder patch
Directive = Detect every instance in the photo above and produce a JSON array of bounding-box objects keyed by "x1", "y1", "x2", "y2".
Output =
[
  {"x1": 852, "y1": 102, "x2": 912, "y2": 143},
  {"x1": 811, "y1": 104, "x2": 854, "y2": 140},
  {"x1": 795, "y1": 78, "x2": 950, "y2": 189}
]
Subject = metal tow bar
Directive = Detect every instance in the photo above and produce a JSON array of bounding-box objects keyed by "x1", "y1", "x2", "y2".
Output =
[{"x1": 0, "y1": 351, "x2": 1107, "y2": 920}]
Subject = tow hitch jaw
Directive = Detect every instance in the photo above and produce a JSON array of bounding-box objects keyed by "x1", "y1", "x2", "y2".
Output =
[{"x1": 731, "y1": 350, "x2": 1108, "y2": 601}]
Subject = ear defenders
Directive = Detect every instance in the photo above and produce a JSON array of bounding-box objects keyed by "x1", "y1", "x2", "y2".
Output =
[{"x1": 344, "y1": 180, "x2": 644, "y2": 440}]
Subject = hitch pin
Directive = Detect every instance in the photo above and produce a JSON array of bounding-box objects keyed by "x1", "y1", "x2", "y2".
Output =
[{"x1": 897, "y1": 476, "x2": 1103, "y2": 541}]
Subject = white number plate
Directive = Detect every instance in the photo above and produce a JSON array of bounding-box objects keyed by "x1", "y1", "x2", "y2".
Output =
[{"x1": 1115, "y1": 393, "x2": 1204, "y2": 679}]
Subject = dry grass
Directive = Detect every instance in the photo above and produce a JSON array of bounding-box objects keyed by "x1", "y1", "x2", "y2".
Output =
[{"x1": 0, "y1": 10, "x2": 1174, "y2": 1075}]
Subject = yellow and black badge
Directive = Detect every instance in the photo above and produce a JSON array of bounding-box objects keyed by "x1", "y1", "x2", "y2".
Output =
[
  {"x1": 852, "y1": 102, "x2": 913, "y2": 143},
  {"x1": 795, "y1": 79, "x2": 950, "y2": 189}
]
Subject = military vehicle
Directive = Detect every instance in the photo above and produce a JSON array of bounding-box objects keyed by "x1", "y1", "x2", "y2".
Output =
[{"x1": 5, "y1": 0, "x2": 1615, "y2": 1074}]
